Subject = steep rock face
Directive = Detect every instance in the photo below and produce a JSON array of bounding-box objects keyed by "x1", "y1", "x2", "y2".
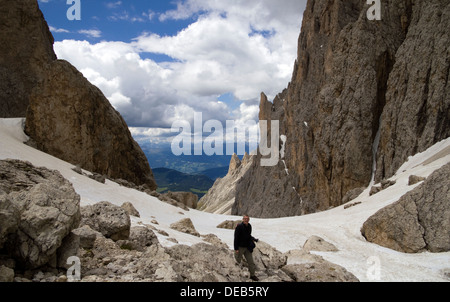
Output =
[
  {"x1": 25, "y1": 60, "x2": 157, "y2": 190},
  {"x1": 234, "y1": 0, "x2": 449, "y2": 217},
  {"x1": 375, "y1": 0, "x2": 450, "y2": 181},
  {"x1": 233, "y1": 92, "x2": 307, "y2": 217},
  {"x1": 198, "y1": 153, "x2": 253, "y2": 215},
  {"x1": 0, "y1": 0, "x2": 56, "y2": 117},
  {"x1": 1, "y1": 0, "x2": 157, "y2": 190}
]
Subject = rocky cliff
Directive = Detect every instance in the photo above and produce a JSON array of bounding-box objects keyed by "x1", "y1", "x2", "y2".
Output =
[
  {"x1": 375, "y1": 0, "x2": 450, "y2": 181},
  {"x1": 198, "y1": 153, "x2": 253, "y2": 214},
  {"x1": 233, "y1": 0, "x2": 449, "y2": 218},
  {"x1": 0, "y1": 0, "x2": 157, "y2": 189},
  {"x1": 0, "y1": 0, "x2": 56, "y2": 118},
  {"x1": 25, "y1": 60, "x2": 157, "y2": 189}
]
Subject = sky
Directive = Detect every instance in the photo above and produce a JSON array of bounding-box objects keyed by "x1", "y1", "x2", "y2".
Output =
[{"x1": 37, "y1": 0, "x2": 306, "y2": 146}]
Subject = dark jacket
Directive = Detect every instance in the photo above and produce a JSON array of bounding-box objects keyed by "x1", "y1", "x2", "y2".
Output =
[{"x1": 234, "y1": 222, "x2": 257, "y2": 252}]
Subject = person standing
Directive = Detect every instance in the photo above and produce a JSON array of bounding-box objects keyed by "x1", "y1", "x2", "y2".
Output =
[{"x1": 234, "y1": 215, "x2": 259, "y2": 281}]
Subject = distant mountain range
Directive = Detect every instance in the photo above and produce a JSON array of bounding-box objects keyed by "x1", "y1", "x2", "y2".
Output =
[
  {"x1": 152, "y1": 167, "x2": 215, "y2": 198},
  {"x1": 137, "y1": 139, "x2": 251, "y2": 198},
  {"x1": 139, "y1": 143, "x2": 234, "y2": 175}
]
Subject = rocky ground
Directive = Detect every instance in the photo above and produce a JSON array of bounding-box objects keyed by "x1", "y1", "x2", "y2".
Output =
[{"x1": 0, "y1": 159, "x2": 359, "y2": 283}]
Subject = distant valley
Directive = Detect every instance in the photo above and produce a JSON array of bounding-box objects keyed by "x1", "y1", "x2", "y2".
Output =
[
  {"x1": 138, "y1": 142, "x2": 238, "y2": 198},
  {"x1": 151, "y1": 168, "x2": 215, "y2": 198},
  {"x1": 139, "y1": 143, "x2": 234, "y2": 175}
]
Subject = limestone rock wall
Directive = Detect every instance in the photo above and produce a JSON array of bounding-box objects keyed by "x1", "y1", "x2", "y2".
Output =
[
  {"x1": 25, "y1": 60, "x2": 157, "y2": 190},
  {"x1": 0, "y1": 0, "x2": 56, "y2": 117},
  {"x1": 234, "y1": 0, "x2": 450, "y2": 218}
]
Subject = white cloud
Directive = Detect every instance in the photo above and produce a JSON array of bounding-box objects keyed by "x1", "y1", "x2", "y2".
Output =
[
  {"x1": 78, "y1": 29, "x2": 102, "y2": 38},
  {"x1": 54, "y1": 0, "x2": 306, "y2": 144},
  {"x1": 134, "y1": 0, "x2": 305, "y2": 102},
  {"x1": 49, "y1": 26, "x2": 70, "y2": 33},
  {"x1": 106, "y1": 1, "x2": 122, "y2": 9}
]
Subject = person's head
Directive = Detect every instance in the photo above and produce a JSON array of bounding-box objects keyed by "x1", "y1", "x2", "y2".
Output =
[{"x1": 242, "y1": 215, "x2": 250, "y2": 225}]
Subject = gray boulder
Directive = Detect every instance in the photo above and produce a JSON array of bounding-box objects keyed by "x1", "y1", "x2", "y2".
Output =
[
  {"x1": 361, "y1": 162, "x2": 450, "y2": 253},
  {"x1": 71, "y1": 225, "x2": 103, "y2": 249},
  {"x1": 117, "y1": 226, "x2": 159, "y2": 252},
  {"x1": 302, "y1": 235, "x2": 339, "y2": 252},
  {"x1": 80, "y1": 201, "x2": 131, "y2": 241},
  {"x1": 164, "y1": 243, "x2": 244, "y2": 282},
  {"x1": 170, "y1": 218, "x2": 200, "y2": 237},
  {"x1": 121, "y1": 202, "x2": 140, "y2": 217},
  {"x1": 0, "y1": 266, "x2": 15, "y2": 282},
  {"x1": 0, "y1": 159, "x2": 81, "y2": 269},
  {"x1": 252, "y1": 241, "x2": 287, "y2": 270},
  {"x1": 216, "y1": 220, "x2": 241, "y2": 230},
  {"x1": 282, "y1": 260, "x2": 359, "y2": 282},
  {"x1": 282, "y1": 249, "x2": 358, "y2": 282}
]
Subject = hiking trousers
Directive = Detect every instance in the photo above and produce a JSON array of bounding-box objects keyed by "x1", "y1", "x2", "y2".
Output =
[{"x1": 235, "y1": 247, "x2": 256, "y2": 277}]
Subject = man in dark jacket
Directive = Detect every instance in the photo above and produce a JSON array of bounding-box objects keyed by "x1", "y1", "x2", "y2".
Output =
[{"x1": 234, "y1": 215, "x2": 259, "y2": 281}]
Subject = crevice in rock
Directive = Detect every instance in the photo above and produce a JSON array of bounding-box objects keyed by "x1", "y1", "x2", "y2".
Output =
[
  {"x1": 370, "y1": 51, "x2": 395, "y2": 183},
  {"x1": 373, "y1": 51, "x2": 394, "y2": 143}
]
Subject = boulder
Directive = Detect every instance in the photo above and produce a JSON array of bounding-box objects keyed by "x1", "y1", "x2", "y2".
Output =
[
  {"x1": 302, "y1": 235, "x2": 339, "y2": 252},
  {"x1": 80, "y1": 201, "x2": 131, "y2": 241},
  {"x1": 116, "y1": 226, "x2": 159, "y2": 252},
  {"x1": 164, "y1": 243, "x2": 244, "y2": 282},
  {"x1": 216, "y1": 220, "x2": 241, "y2": 230},
  {"x1": 0, "y1": 159, "x2": 81, "y2": 269},
  {"x1": 282, "y1": 249, "x2": 358, "y2": 282},
  {"x1": 282, "y1": 260, "x2": 359, "y2": 282},
  {"x1": 0, "y1": 266, "x2": 15, "y2": 282},
  {"x1": 71, "y1": 225, "x2": 102, "y2": 249},
  {"x1": 169, "y1": 218, "x2": 200, "y2": 237},
  {"x1": 361, "y1": 162, "x2": 450, "y2": 253},
  {"x1": 121, "y1": 202, "x2": 140, "y2": 218},
  {"x1": 252, "y1": 241, "x2": 287, "y2": 270},
  {"x1": 201, "y1": 233, "x2": 229, "y2": 249}
]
